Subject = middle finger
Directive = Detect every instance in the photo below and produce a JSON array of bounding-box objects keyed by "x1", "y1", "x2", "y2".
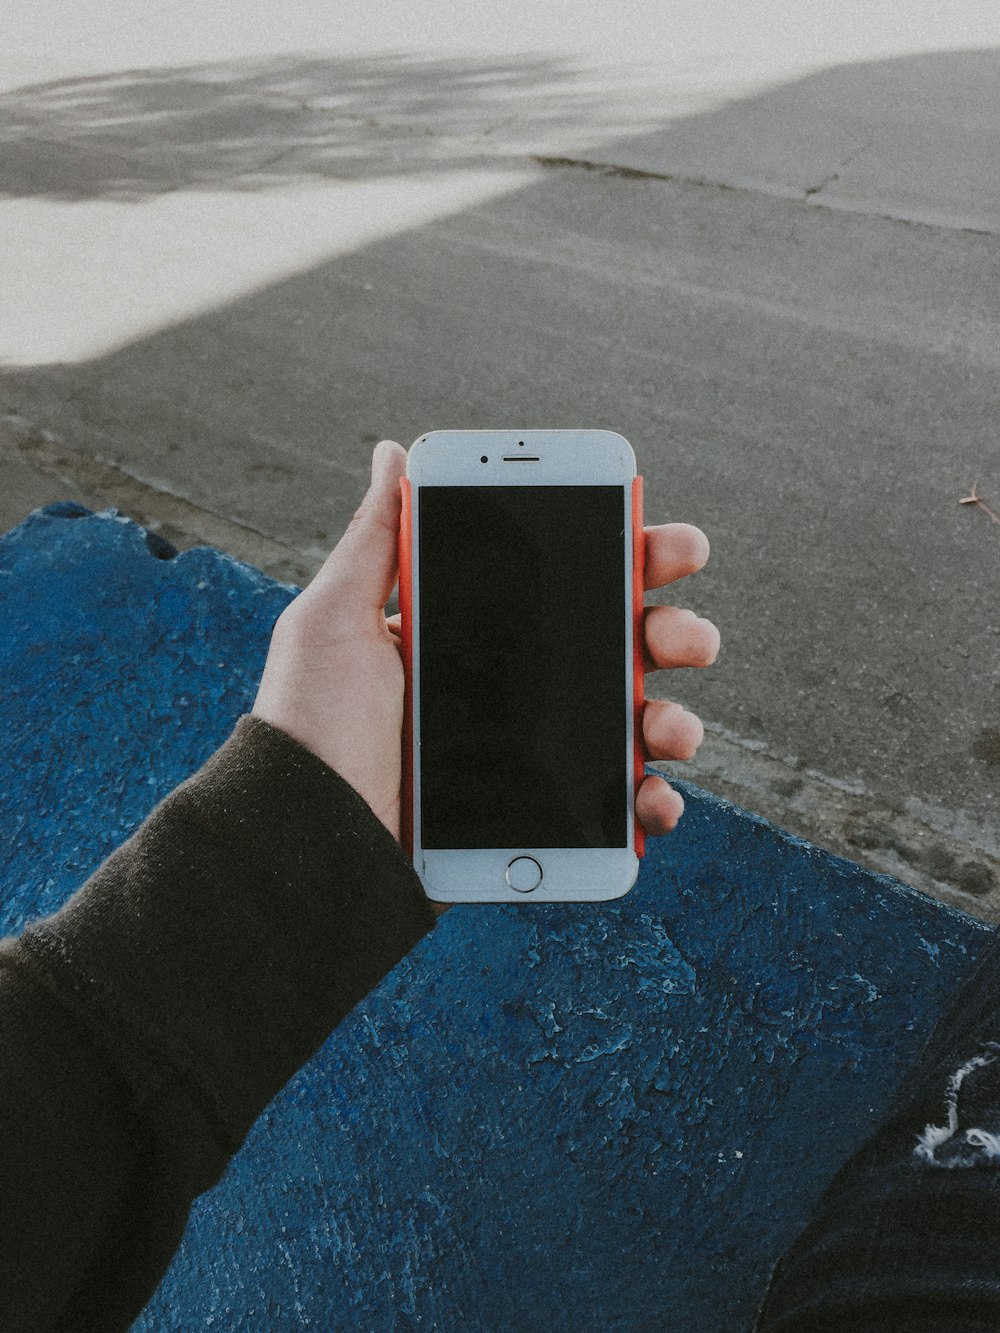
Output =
[
  {"x1": 643, "y1": 698, "x2": 705, "y2": 762},
  {"x1": 644, "y1": 605, "x2": 720, "y2": 671}
]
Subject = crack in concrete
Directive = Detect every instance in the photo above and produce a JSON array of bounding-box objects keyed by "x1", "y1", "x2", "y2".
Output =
[
  {"x1": 803, "y1": 171, "x2": 838, "y2": 199},
  {"x1": 803, "y1": 136, "x2": 874, "y2": 200},
  {"x1": 532, "y1": 151, "x2": 996, "y2": 238},
  {"x1": 532, "y1": 153, "x2": 736, "y2": 191}
]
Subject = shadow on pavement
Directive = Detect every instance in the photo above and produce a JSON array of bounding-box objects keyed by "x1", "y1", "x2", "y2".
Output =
[
  {"x1": 3, "y1": 46, "x2": 1000, "y2": 226},
  {"x1": 0, "y1": 51, "x2": 654, "y2": 199}
]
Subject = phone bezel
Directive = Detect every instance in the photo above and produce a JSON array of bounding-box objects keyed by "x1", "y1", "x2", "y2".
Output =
[{"x1": 406, "y1": 429, "x2": 639, "y2": 903}]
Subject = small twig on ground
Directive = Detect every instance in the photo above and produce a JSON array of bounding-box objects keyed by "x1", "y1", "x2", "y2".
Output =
[{"x1": 959, "y1": 483, "x2": 1000, "y2": 525}]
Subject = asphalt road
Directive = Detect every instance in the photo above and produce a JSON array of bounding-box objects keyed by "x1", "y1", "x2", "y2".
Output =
[{"x1": 2, "y1": 11, "x2": 998, "y2": 913}]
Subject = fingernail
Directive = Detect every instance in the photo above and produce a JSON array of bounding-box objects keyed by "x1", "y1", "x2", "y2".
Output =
[{"x1": 375, "y1": 438, "x2": 399, "y2": 476}]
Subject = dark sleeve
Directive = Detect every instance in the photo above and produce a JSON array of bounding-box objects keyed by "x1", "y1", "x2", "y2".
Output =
[
  {"x1": 0, "y1": 714, "x2": 437, "y2": 1333},
  {"x1": 756, "y1": 926, "x2": 1000, "y2": 1332}
]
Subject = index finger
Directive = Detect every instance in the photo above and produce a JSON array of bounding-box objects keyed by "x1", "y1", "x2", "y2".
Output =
[{"x1": 643, "y1": 523, "x2": 710, "y2": 589}]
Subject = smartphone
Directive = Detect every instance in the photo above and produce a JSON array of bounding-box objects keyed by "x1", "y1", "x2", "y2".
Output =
[{"x1": 398, "y1": 429, "x2": 646, "y2": 903}]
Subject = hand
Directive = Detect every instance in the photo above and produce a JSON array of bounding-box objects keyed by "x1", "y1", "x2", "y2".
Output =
[
  {"x1": 252, "y1": 439, "x2": 409, "y2": 850},
  {"x1": 252, "y1": 440, "x2": 719, "y2": 916}
]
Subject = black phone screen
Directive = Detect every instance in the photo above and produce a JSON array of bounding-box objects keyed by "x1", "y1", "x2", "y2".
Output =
[{"x1": 417, "y1": 485, "x2": 628, "y2": 850}]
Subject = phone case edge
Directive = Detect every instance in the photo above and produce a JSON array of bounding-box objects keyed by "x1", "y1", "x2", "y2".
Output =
[
  {"x1": 399, "y1": 475, "x2": 415, "y2": 859},
  {"x1": 632, "y1": 474, "x2": 647, "y2": 859}
]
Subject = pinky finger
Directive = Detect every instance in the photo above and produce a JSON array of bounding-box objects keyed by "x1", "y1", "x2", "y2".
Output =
[{"x1": 636, "y1": 773, "x2": 685, "y2": 836}]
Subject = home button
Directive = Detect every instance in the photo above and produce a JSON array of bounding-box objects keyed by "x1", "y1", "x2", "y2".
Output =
[{"x1": 506, "y1": 855, "x2": 543, "y2": 893}]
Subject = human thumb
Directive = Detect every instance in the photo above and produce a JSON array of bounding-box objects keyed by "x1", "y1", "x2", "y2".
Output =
[{"x1": 310, "y1": 439, "x2": 407, "y2": 611}]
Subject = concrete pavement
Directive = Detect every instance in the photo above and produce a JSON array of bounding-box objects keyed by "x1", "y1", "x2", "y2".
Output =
[{"x1": 2, "y1": 4, "x2": 999, "y2": 915}]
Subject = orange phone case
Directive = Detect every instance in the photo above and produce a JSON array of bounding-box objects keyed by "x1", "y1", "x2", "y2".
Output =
[
  {"x1": 398, "y1": 475, "x2": 647, "y2": 862},
  {"x1": 399, "y1": 476, "x2": 416, "y2": 859},
  {"x1": 632, "y1": 475, "x2": 647, "y2": 858}
]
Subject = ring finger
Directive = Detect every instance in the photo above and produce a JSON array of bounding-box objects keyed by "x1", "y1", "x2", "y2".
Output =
[
  {"x1": 644, "y1": 605, "x2": 720, "y2": 672},
  {"x1": 643, "y1": 697, "x2": 704, "y2": 762}
]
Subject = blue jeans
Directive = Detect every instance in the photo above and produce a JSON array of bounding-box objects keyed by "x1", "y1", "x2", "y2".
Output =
[{"x1": 756, "y1": 927, "x2": 1000, "y2": 1330}]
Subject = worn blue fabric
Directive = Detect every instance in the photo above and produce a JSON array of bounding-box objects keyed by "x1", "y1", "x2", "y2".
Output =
[{"x1": 756, "y1": 926, "x2": 1000, "y2": 1329}]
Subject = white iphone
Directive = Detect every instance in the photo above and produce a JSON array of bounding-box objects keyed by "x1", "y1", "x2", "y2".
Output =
[{"x1": 398, "y1": 429, "x2": 646, "y2": 903}]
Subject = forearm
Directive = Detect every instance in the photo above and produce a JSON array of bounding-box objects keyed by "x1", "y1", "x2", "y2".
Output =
[{"x1": 0, "y1": 715, "x2": 436, "y2": 1331}]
